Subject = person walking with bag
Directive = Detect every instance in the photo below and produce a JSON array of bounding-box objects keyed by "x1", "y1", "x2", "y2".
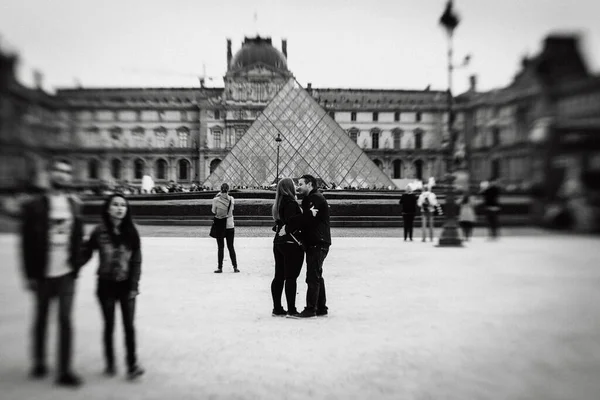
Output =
[
  {"x1": 271, "y1": 178, "x2": 305, "y2": 317},
  {"x1": 211, "y1": 183, "x2": 239, "y2": 273},
  {"x1": 80, "y1": 194, "x2": 145, "y2": 380}
]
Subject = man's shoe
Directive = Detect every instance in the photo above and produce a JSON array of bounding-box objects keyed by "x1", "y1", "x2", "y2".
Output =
[
  {"x1": 286, "y1": 310, "x2": 300, "y2": 318},
  {"x1": 316, "y1": 308, "x2": 328, "y2": 317},
  {"x1": 214, "y1": 268, "x2": 222, "y2": 273},
  {"x1": 289, "y1": 308, "x2": 317, "y2": 319},
  {"x1": 272, "y1": 308, "x2": 287, "y2": 317},
  {"x1": 127, "y1": 365, "x2": 145, "y2": 380},
  {"x1": 233, "y1": 268, "x2": 240, "y2": 273},
  {"x1": 56, "y1": 372, "x2": 83, "y2": 387},
  {"x1": 30, "y1": 365, "x2": 48, "y2": 379}
]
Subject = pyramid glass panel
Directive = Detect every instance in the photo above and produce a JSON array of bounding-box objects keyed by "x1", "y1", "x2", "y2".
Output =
[{"x1": 203, "y1": 79, "x2": 396, "y2": 189}]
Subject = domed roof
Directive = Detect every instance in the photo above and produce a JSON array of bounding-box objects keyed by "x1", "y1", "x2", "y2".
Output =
[{"x1": 230, "y1": 37, "x2": 288, "y2": 71}]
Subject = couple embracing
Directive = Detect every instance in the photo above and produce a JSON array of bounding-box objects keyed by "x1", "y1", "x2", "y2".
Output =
[{"x1": 270, "y1": 175, "x2": 331, "y2": 319}]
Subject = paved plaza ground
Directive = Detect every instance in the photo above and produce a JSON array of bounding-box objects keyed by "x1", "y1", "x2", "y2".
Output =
[{"x1": 1, "y1": 228, "x2": 600, "y2": 400}]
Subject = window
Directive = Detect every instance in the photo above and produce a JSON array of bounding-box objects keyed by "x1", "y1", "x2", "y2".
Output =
[
  {"x1": 348, "y1": 128, "x2": 358, "y2": 143},
  {"x1": 393, "y1": 160, "x2": 402, "y2": 179},
  {"x1": 416, "y1": 112, "x2": 422, "y2": 122},
  {"x1": 178, "y1": 159, "x2": 190, "y2": 180},
  {"x1": 372, "y1": 131, "x2": 380, "y2": 149},
  {"x1": 393, "y1": 129, "x2": 402, "y2": 149},
  {"x1": 493, "y1": 127, "x2": 500, "y2": 146},
  {"x1": 87, "y1": 127, "x2": 99, "y2": 146},
  {"x1": 109, "y1": 126, "x2": 122, "y2": 141},
  {"x1": 394, "y1": 111, "x2": 400, "y2": 122},
  {"x1": 235, "y1": 128, "x2": 245, "y2": 143},
  {"x1": 88, "y1": 159, "x2": 99, "y2": 179},
  {"x1": 158, "y1": 110, "x2": 164, "y2": 121},
  {"x1": 180, "y1": 111, "x2": 187, "y2": 121},
  {"x1": 214, "y1": 110, "x2": 220, "y2": 120},
  {"x1": 373, "y1": 159, "x2": 383, "y2": 169},
  {"x1": 155, "y1": 159, "x2": 168, "y2": 180},
  {"x1": 155, "y1": 128, "x2": 167, "y2": 148},
  {"x1": 210, "y1": 159, "x2": 221, "y2": 173},
  {"x1": 372, "y1": 112, "x2": 378, "y2": 122},
  {"x1": 134, "y1": 159, "x2": 145, "y2": 180},
  {"x1": 351, "y1": 112, "x2": 356, "y2": 122},
  {"x1": 414, "y1": 160, "x2": 424, "y2": 180},
  {"x1": 328, "y1": 111, "x2": 335, "y2": 120},
  {"x1": 132, "y1": 127, "x2": 145, "y2": 147},
  {"x1": 213, "y1": 130, "x2": 222, "y2": 148},
  {"x1": 111, "y1": 159, "x2": 122, "y2": 180},
  {"x1": 178, "y1": 129, "x2": 189, "y2": 147},
  {"x1": 414, "y1": 129, "x2": 423, "y2": 149}
]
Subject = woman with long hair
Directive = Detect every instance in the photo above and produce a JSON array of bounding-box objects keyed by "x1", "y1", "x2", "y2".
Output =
[
  {"x1": 212, "y1": 183, "x2": 239, "y2": 273},
  {"x1": 80, "y1": 194, "x2": 144, "y2": 380},
  {"x1": 271, "y1": 177, "x2": 305, "y2": 317}
]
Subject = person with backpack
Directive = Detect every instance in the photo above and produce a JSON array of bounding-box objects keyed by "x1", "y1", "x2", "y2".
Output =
[
  {"x1": 417, "y1": 184, "x2": 442, "y2": 242},
  {"x1": 211, "y1": 183, "x2": 239, "y2": 273}
]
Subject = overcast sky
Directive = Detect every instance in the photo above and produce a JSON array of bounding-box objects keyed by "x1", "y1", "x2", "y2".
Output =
[{"x1": 1, "y1": 0, "x2": 598, "y2": 94}]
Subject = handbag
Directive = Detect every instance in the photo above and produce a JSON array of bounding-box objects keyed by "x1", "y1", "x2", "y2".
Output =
[{"x1": 209, "y1": 198, "x2": 232, "y2": 238}]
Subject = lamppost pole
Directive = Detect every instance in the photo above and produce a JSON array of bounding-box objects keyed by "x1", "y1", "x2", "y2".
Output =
[
  {"x1": 437, "y1": 0, "x2": 463, "y2": 247},
  {"x1": 275, "y1": 132, "x2": 282, "y2": 184}
]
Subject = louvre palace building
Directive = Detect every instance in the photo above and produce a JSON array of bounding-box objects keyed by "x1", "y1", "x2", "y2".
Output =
[{"x1": 2, "y1": 34, "x2": 599, "y2": 192}]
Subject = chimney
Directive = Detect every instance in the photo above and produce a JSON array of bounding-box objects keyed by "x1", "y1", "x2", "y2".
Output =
[
  {"x1": 227, "y1": 39, "x2": 232, "y2": 68},
  {"x1": 282, "y1": 39, "x2": 287, "y2": 58},
  {"x1": 33, "y1": 69, "x2": 43, "y2": 90},
  {"x1": 469, "y1": 74, "x2": 477, "y2": 92}
]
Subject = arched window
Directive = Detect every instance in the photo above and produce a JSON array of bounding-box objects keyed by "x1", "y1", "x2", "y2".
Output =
[
  {"x1": 178, "y1": 159, "x2": 190, "y2": 181},
  {"x1": 134, "y1": 159, "x2": 145, "y2": 180},
  {"x1": 414, "y1": 129, "x2": 424, "y2": 149},
  {"x1": 111, "y1": 159, "x2": 122, "y2": 180},
  {"x1": 414, "y1": 160, "x2": 424, "y2": 180},
  {"x1": 373, "y1": 159, "x2": 383, "y2": 169},
  {"x1": 393, "y1": 160, "x2": 403, "y2": 179},
  {"x1": 88, "y1": 159, "x2": 99, "y2": 179},
  {"x1": 155, "y1": 159, "x2": 168, "y2": 180},
  {"x1": 392, "y1": 129, "x2": 402, "y2": 149},
  {"x1": 155, "y1": 127, "x2": 167, "y2": 148},
  {"x1": 210, "y1": 159, "x2": 221, "y2": 173},
  {"x1": 109, "y1": 126, "x2": 122, "y2": 141}
]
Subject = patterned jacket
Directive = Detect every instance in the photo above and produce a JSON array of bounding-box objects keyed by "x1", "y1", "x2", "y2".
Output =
[{"x1": 81, "y1": 223, "x2": 142, "y2": 292}]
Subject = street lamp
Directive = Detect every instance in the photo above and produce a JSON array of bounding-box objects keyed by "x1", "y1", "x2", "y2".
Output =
[
  {"x1": 437, "y1": 0, "x2": 463, "y2": 247},
  {"x1": 275, "y1": 132, "x2": 282, "y2": 184}
]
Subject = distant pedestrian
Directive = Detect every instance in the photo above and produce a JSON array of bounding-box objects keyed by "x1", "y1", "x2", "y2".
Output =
[
  {"x1": 80, "y1": 194, "x2": 145, "y2": 380},
  {"x1": 281, "y1": 174, "x2": 331, "y2": 318},
  {"x1": 19, "y1": 159, "x2": 84, "y2": 387},
  {"x1": 458, "y1": 192, "x2": 477, "y2": 241},
  {"x1": 271, "y1": 178, "x2": 305, "y2": 317},
  {"x1": 212, "y1": 183, "x2": 239, "y2": 273},
  {"x1": 399, "y1": 185, "x2": 418, "y2": 241},
  {"x1": 417, "y1": 184, "x2": 442, "y2": 242},
  {"x1": 480, "y1": 179, "x2": 501, "y2": 239}
]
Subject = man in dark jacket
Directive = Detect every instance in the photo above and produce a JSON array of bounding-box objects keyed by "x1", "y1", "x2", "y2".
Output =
[
  {"x1": 281, "y1": 174, "x2": 331, "y2": 318},
  {"x1": 400, "y1": 185, "x2": 418, "y2": 241},
  {"x1": 480, "y1": 178, "x2": 501, "y2": 239},
  {"x1": 20, "y1": 159, "x2": 84, "y2": 387}
]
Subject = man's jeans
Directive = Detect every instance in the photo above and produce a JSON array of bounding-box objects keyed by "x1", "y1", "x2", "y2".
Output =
[
  {"x1": 33, "y1": 273, "x2": 75, "y2": 374},
  {"x1": 305, "y1": 245, "x2": 329, "y2": 312}
]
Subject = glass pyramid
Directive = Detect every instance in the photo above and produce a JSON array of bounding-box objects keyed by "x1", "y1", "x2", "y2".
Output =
[{"x1": 204, "y1": 78, "x2": 396, "y2": 189}]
